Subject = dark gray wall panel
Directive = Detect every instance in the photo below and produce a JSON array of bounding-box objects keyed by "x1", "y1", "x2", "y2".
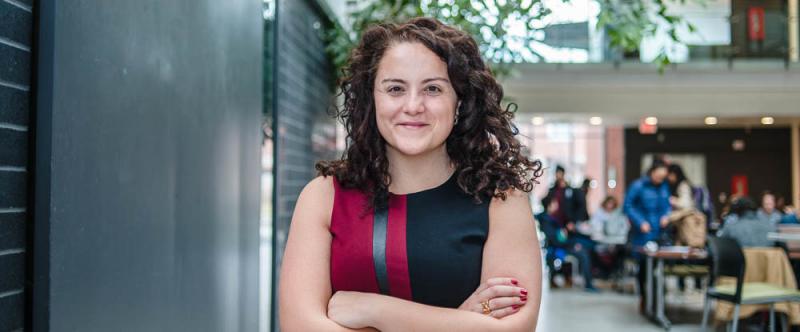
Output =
[
  {"x1": 272, "y1": 0, "x2": 336, "y2": 329},
  {"x1": 0, "y1": 212, "x2": 25, "y2": 251},
  {"x1": 0, "y1": 44, "x2": 30, "y2": 86},
  {"x1": 0, "y1": 86, "x2": 29, "y2": 126},
  {"x1": 0, "y1": 291, "x2": 23, "y2": 331},
  {"x1": 0, "y1": 252, "x2": 24, "y2": 293},
  {"x1": 0, "y1": 172, "x2": 25, "y2": 208},
  {"x1": 0, "y1": 0, "x2": 32, "y2": 330},
  {"x1": 35, "y1": 0, "x2": 262, "y2": 331},
  {"x1": 0, "y1": 129, "x2": 27, "y2": 167},
  {"x1": 0, "y1": 0, "x2": 32, "y2": 46}
]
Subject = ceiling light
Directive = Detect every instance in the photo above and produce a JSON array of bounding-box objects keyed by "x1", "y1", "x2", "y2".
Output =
[
  {"x1": 704, "y1": 117, "x2": 718, "y2": 125},
  {"x1": 761, "y1": 117, "x2": 774, "y2": 125},
  {"x1": 531, "y1": 117, "x2": 544, "y2": 126},
  {"x1": 589, "y1": 117, "x2": 603, "y2": 126},
  {"x1": 644, "y1": 117, "x2": 658, "y2": 126}
]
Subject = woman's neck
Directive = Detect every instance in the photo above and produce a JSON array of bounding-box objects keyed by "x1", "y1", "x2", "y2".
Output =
[{"x1": 386, "y1": 144, "x2": 454, "y2": 195}]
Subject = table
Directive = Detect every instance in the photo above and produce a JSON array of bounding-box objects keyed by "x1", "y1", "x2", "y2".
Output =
[
  {"x1": 643, "y1": 247, "x2": 708, "y2": 330},
  {"x1": 768, "y1": 232, "x2": 800, "y2": 243},
  {"x1": 714, "y1": 247, "x2": 800, "y2": 326}
]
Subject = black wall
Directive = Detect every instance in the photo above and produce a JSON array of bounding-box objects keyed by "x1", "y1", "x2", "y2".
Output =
[
  {"x1": 33, "y1": 1, "x2": 261, "y2": 331},
  {"x1": 271, "y1": 0, "x2": 336, "y2": 329},
  {"x1": 625, "y1": 127, "x2": 793, "y2": 212},
  {"x1": 0, "y1": 0, "x2": 33, "y2": 330}
]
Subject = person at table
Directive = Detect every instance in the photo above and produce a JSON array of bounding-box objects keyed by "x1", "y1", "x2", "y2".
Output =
[
  {"x1": 538, "y1": 197, "x2": 598, "y2": 292},
  {"x1": 758, "y1": 191, "x2": 783, "y2": 225},
  {"x1": 772, "y1": 195, "x2": 799, "y2": 224},
  {"x1": 667, "y1": 164, "x2": 694, "y2": 211},
  {"x1": 780, "y1": 206, "x2": 799, "y2": 224},
  {"x1": 543, "y1": 165, "x2": 586, "y2": 232},
  {"x1": 624, "y1": 159, "x2": 672, "y2": 249},
  {"x1": 590, "y1": 196, "x2": 628, "y2": 244},
  {"x1": 666, "y1": 163, "x2": 706, "y2": 248},
  {"x1": 589, "y1": 196, "x2": 628, "y2": 279},
  {"x1": 543, "y1": 166, "x2": 595, "y2": 260},
  {"x1": 623, "y1": 159, "x2": 671, "y2": 313},
  {"x1": 718, "y1": 197, "x2": 776, "y2": 248}
]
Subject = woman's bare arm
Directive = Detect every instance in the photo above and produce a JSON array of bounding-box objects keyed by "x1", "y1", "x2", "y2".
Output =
[
  {"x1": 278, "y1": 176, "x2": 377, "y2": 332},
  {"x1": 339, "y1": 189, "x2": 542, "y2": 332}
]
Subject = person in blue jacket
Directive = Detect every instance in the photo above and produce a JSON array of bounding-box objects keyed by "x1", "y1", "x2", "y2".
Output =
[
  {"x1": 624, "y1": 159, "x2": 671, "y2": 313},
  {"x1": 624, "y1": 160, "x2": 672, "y2": 250}
]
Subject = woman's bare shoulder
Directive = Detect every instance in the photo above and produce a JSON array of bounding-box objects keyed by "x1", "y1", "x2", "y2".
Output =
[
  {"x1": 488, "y1": 188, "x2": 534, "y2": 226},
  {"x1": 489, "y1": 187, "x2": 531, "y2": 209},
  {"x1": 295, "y1": 175, "x2": 336, "y2": 227}
]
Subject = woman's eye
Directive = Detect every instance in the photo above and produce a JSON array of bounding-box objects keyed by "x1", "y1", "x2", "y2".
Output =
[
  {"x1": 387, "y1": 86, "x2": 404, "y2": 95},
  {"x1": 425, "y1": 86, "x2": 442, "y2": 95}
]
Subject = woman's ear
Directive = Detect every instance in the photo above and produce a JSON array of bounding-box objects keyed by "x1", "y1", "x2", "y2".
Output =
[{"x1": 454, "y1": 101, "x2": 461, "y2": 125}]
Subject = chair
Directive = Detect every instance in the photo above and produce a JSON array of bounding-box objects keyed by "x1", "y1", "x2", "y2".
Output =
[{"x1": 702, "y1": 236, "x2": 800, "y2": 332}]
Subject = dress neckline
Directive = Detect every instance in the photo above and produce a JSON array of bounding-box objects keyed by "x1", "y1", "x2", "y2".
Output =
[{"x1": 389, "y1": 171, "x2": 456, "y2": 197}]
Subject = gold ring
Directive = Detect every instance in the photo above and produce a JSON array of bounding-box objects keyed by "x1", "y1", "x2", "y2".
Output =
[{"x1": 481, "y1": 300, "x2": 492, "y2": 315}]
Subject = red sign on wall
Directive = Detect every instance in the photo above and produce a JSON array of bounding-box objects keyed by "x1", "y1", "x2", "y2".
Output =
[
  {"x1": 731, "y1": 175, "x2": 749, "y2": 197},
  {"x1": 638, "y1": 119, "x2": 657, "y2": 135},
  {"x1": 748, "y1": 7, "x2": 765, "y2": 41}
]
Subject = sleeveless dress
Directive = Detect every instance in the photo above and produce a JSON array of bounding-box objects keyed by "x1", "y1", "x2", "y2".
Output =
[{"x1": 330, "y1": 174, "x2": 490, "y2": 308}]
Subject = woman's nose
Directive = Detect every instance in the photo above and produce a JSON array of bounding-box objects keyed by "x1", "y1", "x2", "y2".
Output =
[{"x1": 402, "y1": 92, "x2": 425, "y2": 114}]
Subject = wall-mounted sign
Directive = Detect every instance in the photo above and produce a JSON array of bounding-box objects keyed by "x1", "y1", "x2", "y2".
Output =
[
  {"x1": 731, "y1": 175, "x2": 749, "y2": 197},
  {"x1": 748, "y1": 7, "x2": 765, "y2": 41},
  {"x1": 639, "y1": 119, "x2": 657, "y2": 135}
]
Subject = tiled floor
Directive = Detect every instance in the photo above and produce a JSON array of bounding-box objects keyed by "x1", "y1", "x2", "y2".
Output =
[{"x1": 536, "y1": 282, "x2": 712, "y2": 332}]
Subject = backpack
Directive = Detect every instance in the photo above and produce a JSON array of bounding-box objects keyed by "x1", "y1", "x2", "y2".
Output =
[{"x1": 692, "y1": 186, "x2": 715, "y2": 224}]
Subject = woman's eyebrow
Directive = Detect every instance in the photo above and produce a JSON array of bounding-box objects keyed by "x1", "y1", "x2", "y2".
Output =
[
  {"x1": 379, "y1": 77, "x2": 450, "y2": 84},
  {"x1": 380, "y1": 78, "x2": 406, "y2": 84},
  {"x1": 421, "y1": 77, "x2": 450, "y2": 84}
]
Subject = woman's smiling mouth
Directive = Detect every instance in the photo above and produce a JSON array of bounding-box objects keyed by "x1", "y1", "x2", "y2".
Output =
[{"x1": 397, "y1": 122, "x2": 429, "y2": 129}]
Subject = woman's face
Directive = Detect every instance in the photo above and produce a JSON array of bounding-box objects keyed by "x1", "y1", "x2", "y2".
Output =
[
  {"x1": 373, "y1": 42, "x2": 458, "y2": 157},
  {"x1": 763, "y1": 194, "x2": 776, "y2": 212},
  {"x1": 667, "y1": 172, "x2": 677, "y2": 184}
]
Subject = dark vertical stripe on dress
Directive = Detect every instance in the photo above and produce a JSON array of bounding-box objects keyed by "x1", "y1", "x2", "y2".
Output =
[
  {"x1": 372, "y1": 205, "x2": 390, "y2": 295},
  {"x1": 330, "y1": 178, "x2": 381, "y2": 294},
  {"x1": 386, "y1": 194, "x2": 412, "y2": 300}
]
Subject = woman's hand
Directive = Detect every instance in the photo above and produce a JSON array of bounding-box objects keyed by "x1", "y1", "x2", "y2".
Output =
[
  {"x1": 458, "y1": 277, "x2": 528, "y2": 318},
  {"x1": 328, "y1": 291, "x2": 375, "y2": 329}
]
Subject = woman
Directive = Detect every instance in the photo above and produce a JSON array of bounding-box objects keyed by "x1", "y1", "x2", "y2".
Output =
[
  {"x1": 589, "y1": 196, "x2": 628, "y2": 245},
  {"x1": 667, "y1": 164, "x2": 694, "y2": 212},
  {"x1": 624, "y1": 160, "x2": 671, "y2": 313},
  {"x1": 279, "y1": 18, "x2": 543, "y2": 331},
  {"x1": 588, "y1": 196, "x2": 628, "y2": 281}
]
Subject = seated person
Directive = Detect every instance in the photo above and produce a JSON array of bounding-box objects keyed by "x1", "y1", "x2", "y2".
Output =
[
  {"x1": 779, "y1": 204, "x2": 799, "y2": 225},
  {"x1": 537, "y1": 197, "x2": 597, "y2": 292},
  {"x1": 590, "y1": 196, "x2": 629, "y2": 244},
  {"x1": 718, "y1": 197, "x2": 776, "y2": 248},
  {"x1": 757, "y1": 191, "x2": 783, "y2": 225},
  {"x1": 589, "y1": 196, "x2": 628, "y2": 279}
]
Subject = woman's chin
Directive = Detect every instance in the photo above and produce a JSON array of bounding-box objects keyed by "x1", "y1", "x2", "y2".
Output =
[{"x1": 390, "y1": 142, "x2": 437, "y2": 157}]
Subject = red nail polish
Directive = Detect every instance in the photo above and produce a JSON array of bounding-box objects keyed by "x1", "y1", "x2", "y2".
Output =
[
  {"x1": 512, "y1": 305, "x2": 520, "y2": 310},
  {"x1": 521, "y1": 289, "x2": 528, "y2": 295},
  {"x1": 521, "y1": 296, "x2": 527, "y2": 302},
  {"x1": 511, "y1": 279, "x2": 518, "y2": 285}
]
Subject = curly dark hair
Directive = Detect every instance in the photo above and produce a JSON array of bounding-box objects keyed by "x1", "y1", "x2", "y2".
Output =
[{"x1": 316, "y1": 17, "x2": 542, "y2": 209}]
